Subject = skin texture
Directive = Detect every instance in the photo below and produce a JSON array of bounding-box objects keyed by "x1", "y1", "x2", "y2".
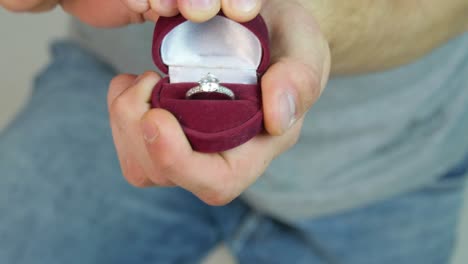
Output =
[
  {"x1": 0, "y1": 0, "x2": 262, "y2": 26},
  {"x1": 300, "y1": 0, "x2": 468, "y2": 73},
  {"x1": 105, "y1": 1, "x2": 330, "y2": 205},
  {"x1": 1, "y1": 0, "x2": 467, "y2": 205}
]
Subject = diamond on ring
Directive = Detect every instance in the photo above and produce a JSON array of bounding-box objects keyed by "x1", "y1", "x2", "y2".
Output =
[{"x1": 185, "y1": 73, "x2": 235, "y2": 100}]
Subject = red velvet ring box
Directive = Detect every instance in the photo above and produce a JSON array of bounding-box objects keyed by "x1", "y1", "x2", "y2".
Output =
[{"x1": 151, "y1": 13, "x2": 270, "y2": 153}]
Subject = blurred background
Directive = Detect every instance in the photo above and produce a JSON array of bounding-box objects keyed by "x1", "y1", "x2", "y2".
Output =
[{"x1": 0, "y1": 8, "x2": 466, "y2": 263}]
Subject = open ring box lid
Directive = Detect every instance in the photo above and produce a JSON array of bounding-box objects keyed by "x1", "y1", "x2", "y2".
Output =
[{"x1": 151, "y1": 13, "x2": 270, "y2": 153}]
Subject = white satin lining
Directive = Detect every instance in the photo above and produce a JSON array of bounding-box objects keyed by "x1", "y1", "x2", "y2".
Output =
[{"x1": 161, "y1": 16, "x2": 262, "y2": 84}]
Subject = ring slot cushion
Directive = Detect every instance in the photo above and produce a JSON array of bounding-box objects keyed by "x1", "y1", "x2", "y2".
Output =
[{"x1": 151, "y1": 13, "x2": 270, "y2": 153}]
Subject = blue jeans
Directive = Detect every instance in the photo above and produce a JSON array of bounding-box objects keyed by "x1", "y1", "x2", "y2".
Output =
[{"x1": 1, "y1": 42, "x2": 467, "y2": 264}]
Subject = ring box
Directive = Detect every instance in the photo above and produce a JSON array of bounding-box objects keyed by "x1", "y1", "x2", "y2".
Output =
[{"x1": 151, "y1": 13, "x2": 270, "y2": 153}]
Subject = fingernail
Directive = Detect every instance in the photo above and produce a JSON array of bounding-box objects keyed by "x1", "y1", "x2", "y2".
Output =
[
  {"x1": 134, "y1": 0, "x2": 150, "y2": 10},
  {"x1": 141, "y1": 120, "x2": 159, "y2": 143},
  {"x1": 279, "y1": 92, "x2": 297, "y2": 133},
  {"x1": 160, "y1": 0, "x2": 177, "y2": 9},
  {"x1": 230, "y1": 0, "x2": 257, "y2": 12},
  {"x1": 189, "y1": 0, "x2": 215, "y2": 10}
]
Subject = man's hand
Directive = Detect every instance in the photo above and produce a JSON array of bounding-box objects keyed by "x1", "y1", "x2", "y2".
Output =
[
  {"x1": 0, "y1": 0, "x2": 262, "y2": 27},
  {"x1": 107, "y1": 1, "x2": 331, "y2": 205}
]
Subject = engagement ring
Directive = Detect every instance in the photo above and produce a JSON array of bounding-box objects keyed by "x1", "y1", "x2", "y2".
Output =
[{"x1": 186, "y1": 73, "x2": 235, "y2": 100}]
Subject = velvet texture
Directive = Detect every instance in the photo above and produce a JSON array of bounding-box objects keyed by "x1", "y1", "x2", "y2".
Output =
[{"x1": 151, "y1": 14, "x2": 270, "y2": 153}]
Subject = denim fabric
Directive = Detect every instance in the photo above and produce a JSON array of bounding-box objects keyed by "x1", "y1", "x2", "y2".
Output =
[
  {"x1": 0, "y1": 42, "x2": 466, "y2": 264},
  {"x1": 71, "y1": 20, "x2": 468, "y2": 220},
  {"x1": 242, "y1": 33, "x2": 468, "y2": 220}
]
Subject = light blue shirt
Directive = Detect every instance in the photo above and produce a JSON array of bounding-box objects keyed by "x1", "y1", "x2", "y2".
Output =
[{"x1": 73, "y1": 21, "x2": 468, "y2": 220}]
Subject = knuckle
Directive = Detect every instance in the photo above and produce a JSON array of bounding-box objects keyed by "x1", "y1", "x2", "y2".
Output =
[
  {"x1": 121, "y1": 159, "x2": 148, "y2": 188},
  {"x1": 198, "y1": 179, "x2": 234, "y2": 206},
  {"x1": 109, "y1": 96, "x2": 131, "y2": 120},
  {"x1": 109, "y1": 97, "x2": 134, "y2": 133},
  {"x1": 134, "y1": 71, "x2": 157, "y2": 88},
  {"x1": 151, "y1": 177, "x2": 174, "y2": 187},
  {"x1": 126, "y1": 176, "x2": 149, "y2": 188},
  {"x1": 107, "y1": 75, "x2": 129, "y2": 106},
  {"x1": 145, "y1": 171, "x2": 169, "y2": 186},
  {"x1": 141, "y1": 70, "x2": 156, "y2": 78},
  {"x1": 122, "y1": 158, "x2": 174, "y2": 188},
  {"x1": 200, "y1": 190, "x2": 234, "y2": 206}
]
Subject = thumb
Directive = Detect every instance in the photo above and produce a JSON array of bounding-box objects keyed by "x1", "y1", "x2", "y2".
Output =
[{"x1": 261, "y1": 3, "x2": 331, "y2": 135}]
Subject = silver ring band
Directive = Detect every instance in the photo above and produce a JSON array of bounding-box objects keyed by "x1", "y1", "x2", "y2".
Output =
[
  {"x1": 185, "y1": 73, "x2": 235, "y2": 100},
  {"x1": 186, "y1": 85, "x2": 235, "y2": 99}
]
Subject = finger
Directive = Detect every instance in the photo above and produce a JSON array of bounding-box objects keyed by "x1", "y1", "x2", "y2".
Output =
[
  {"x1": 261, "y1": 3, "x2": 331, "y2": 136},
  {"x1": 61, "y1": 0, "x2": 145, "y2": 27},
  {"x1": 120, "y1": 0, "x2": 150, "y2": 13},
  {"x1": 109, "y1": 72, "x2": 174, "y2": 187},
  {"x1": 107, "y1": 74, "x2": 137, "y2": 112},
  {"x1": 1, "y1": 0, "x2": 58, "y2": 12},
  {"x1": 149, "y1": 0, "x2": 179, "y2": 17},
  {"x1": 177, "y1": 0, "x2": 221, "y2": 23},
  {"x1": 219, "y1": 118, "x2": 303, "y2": 186},
  {"x1": 140, "y1": 107, "x2": 302, "y2": 206},
  {"x1": 262, "y1": 60, "x2": 322, "y2": 136},
  {"x1": 141, "y1": 109, "x2": 239, "y2": 205},
  {"x1": 116, "y1": 71, "x2": 159, "y2": 110},
  {"x1": 221, "y1": 0, "x2": 262, "y2": 22},
  {"x1": 109, "y1": 74, "x2": 153, "y2": 187},
  {"x1": 141, "y1": 106, "x2": 300, "y2": 206}
]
